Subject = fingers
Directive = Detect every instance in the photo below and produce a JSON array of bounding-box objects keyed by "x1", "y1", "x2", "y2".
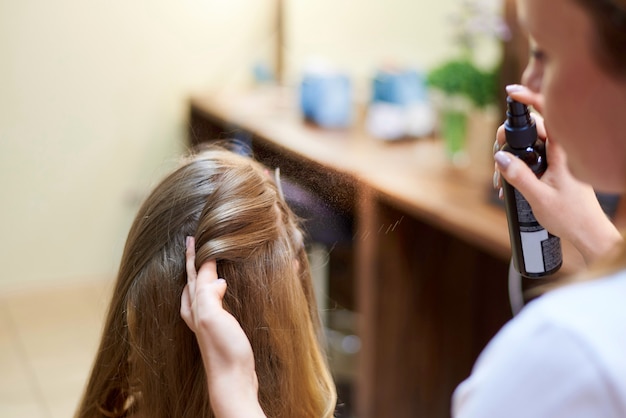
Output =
[
  {"x1": 186, "y1": 236, "x2": 197, "y2": 285},
  {"x1": 201, "y1": 277, "x2": 227, "y2": 304},
  {"x1": 505, "y1": 84, "x2": 545, "y2": 115},
  {"x1": 494, "y1": 89, "x2": 546, "y2": 150},
  {"x1": 181, "y1": 262, "x2": 226, "y2": 332},
  {"x1": 195, "y1": 260, "x2": 224, "y2": 314},
  {"x1": 180, "y1": 284, "x2": 193, "y2": 328},
  {"x1": 493, "y1": 114, "x2": 545, "y2": 154},
  {"x1": 197, "y1": 259, "x2": 219, "y2": 284},
  {"x1": 186, "y1": 236, "x2": 219, "y2": 287},
  {"x1": 493, "y1": 86, "x2": 548, "y2": 192},
  {"x1": 495, "y1": 151, "x2": 551, "y2": 205},
  {"x1": 531, "y1": 111, "x2": 546, "y2": 139},
  {"x1": 544, "y1": 137, "x2": 567, "y2": 171},
  {"x1": 495, "y1": 124, "x2": 506, "y2": 150},
  {"x1": 182, "y1": 236, "x2": 196, "y2": 328},
  {"x1": 183, "y1": 236, "x2": 225, "y2": 330}
]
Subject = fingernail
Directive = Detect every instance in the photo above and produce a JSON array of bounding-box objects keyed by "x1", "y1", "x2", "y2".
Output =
[
  {"x1": 498, "y1": 187, "x2": 504, "y2": 200},
  {"x1": 494, "y1": 151, "x2": 512, "y2": 169},
  {"x1": 505, "y1": 84, "x2": 525, "y2": 94},
  {"x1": 186, "y1": 236, "x2": 192, "y2": 248},
  {"x1": 492, "y1": 171, "x2": 500, "y2": 189},
  {"x1": 493, "y1": 139, "x2": 500, "y2": 155}
]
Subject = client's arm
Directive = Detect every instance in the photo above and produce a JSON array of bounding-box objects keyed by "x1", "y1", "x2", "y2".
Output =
[{"x1": 180, "y1": 237, "x2": 266, "y2": 418}]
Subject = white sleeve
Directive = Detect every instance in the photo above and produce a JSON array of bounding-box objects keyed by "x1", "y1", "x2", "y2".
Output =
[{"x1": 452, "y1": 321, "x2": 620, "y2": 418}]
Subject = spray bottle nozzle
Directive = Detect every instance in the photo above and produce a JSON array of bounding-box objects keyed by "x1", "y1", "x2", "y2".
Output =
[
  {"x1": 506, "y1": 96, "x2": 532, "y2": 128},
  {"x1": 504, "y1": 96, "x2": 537, "y2": 148}
]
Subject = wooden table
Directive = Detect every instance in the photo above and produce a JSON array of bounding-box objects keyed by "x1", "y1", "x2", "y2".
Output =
[{"x1": 188, "y1": 86, "x2": 584, "y2": 418}]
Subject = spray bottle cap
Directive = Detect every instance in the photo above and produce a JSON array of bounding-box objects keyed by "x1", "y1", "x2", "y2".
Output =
[{"x1": 505, "y1": 96, "x2": 537, "y2": 149}]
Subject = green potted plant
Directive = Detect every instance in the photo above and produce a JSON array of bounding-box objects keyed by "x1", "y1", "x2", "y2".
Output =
[{"x1": 426, "y1": 0, "x2": 509, "y2": 166}]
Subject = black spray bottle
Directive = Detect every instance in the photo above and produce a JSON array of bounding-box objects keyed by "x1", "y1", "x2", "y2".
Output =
[{"x1": 501, "y1": 97, "x2": 562, "y2": 277}]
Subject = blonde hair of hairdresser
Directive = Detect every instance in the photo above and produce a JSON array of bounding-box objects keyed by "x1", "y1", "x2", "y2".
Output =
[{"x1": 75, "y1": 146, "x2": 337, "y2": 417}]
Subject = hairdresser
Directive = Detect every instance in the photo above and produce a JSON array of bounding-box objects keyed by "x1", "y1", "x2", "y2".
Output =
[
  {"x1": 183, "y1": 0, "x2": 626, "y2": 416},
  {"x1": 454, "y1": 0, "x2": 626, "y2": 416}
]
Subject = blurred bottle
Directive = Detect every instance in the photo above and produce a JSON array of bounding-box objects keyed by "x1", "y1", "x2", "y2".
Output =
[
  {"x1": 366, "y1": 67, "x2": 435, "y2": 140},
  {"x1": 501, "y1": 97, "x2": 562, "y2": 278},
  {"x1": 300, "y1": 60, "x2": 352, "y2": 129}
]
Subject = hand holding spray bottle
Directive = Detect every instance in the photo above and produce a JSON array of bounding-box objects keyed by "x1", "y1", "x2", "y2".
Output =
[{"x1": 501, "y1": 97, "x2": 562, "y2": 278}]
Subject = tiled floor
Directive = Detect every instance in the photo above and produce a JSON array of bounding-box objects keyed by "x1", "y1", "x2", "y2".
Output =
[{"x1": 0, "y1": 279, "x2": 113, "y2": 418}]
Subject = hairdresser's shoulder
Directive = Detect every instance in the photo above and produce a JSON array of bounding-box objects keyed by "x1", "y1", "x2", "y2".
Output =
[
  {"x1": 501, "y1": 270, "x2": 626, "y2": 372},
  {"x1": 525, "y1": 269, "x2": 626, "y2": 350},
  {"x1": 453, "y1": 270, "x2": 626, "y2": 418}
]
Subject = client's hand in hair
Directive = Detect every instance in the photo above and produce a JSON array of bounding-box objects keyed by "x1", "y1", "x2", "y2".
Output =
[{"x1": 181, "y1": 236, "x2": 266, "y2": 418}]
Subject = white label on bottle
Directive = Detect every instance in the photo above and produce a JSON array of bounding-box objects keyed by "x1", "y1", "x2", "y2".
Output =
[
  {"x1": 513, "y1": 188, "x2": 561, "y2": 274},
  {"x1": 520, "y1": 229, "x2": 549, "y2": 273}
]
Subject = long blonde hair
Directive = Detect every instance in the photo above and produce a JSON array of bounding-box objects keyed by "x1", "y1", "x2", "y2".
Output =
[{"x1": 75, "y1": 146, "x2": 337, "y2": 417}]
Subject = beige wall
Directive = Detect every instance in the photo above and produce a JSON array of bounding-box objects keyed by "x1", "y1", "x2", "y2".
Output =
[
  {"x1": 0, "y1": 0, "x2": 502, "y2": 289},
  {"x1": 285, "y1": 0, "x2": 503, "y2": 90}
]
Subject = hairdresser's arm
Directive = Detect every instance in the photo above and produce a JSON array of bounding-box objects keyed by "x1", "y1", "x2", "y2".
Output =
[
  {"x1": 494, "y1": 86, "x2": 622, "y2": 265},
  {"x1": 181, "y1": 237, "x2": 266, "y2": 418}
]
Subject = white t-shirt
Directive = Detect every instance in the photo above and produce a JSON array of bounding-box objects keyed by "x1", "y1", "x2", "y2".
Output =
[{"x1": 452, "y1": 270, "x2": 626, "y2": 418}]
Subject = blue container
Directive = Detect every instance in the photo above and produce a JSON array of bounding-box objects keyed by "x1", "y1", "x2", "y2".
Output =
[
  {"x1": 300, "y1": 73, "x2": 352, "y2": 128},
  {"x1": 372, "y1": 69, "x2": 428, "y2": 106}
]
